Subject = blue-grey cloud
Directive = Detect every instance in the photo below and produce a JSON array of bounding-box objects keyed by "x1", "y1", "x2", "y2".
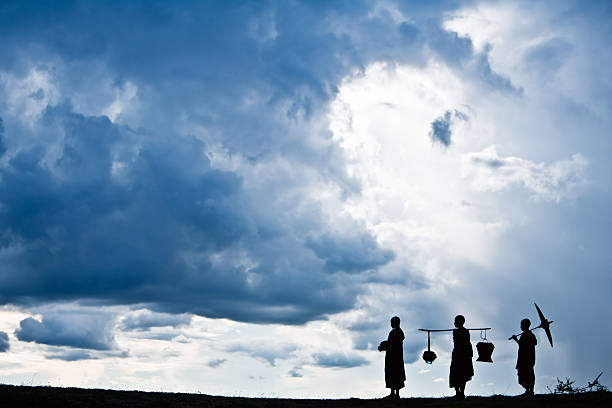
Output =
[
  {"x1": 0, "y1": 103, "x2": 390, "y2": 324},
  {"x1": 312, "y1": 352, "x2": 368, "y2": 368},
  {"x1": 474, "y1": 45, "x2": 523, "y2": 94},
  {"x1": 0, "y1": 117, "x2": 5, "y2": 157},
  {"x1": 226, "y1": 342, "x2": 297, "y2": 367},
  {"x1": 0, "y1": 331, "x2": 9, "y2": 352},
  {"x1": 429, "y1": 109, "x2": 468, "y2": 146},
  {"x1": 129, "y1": 332, "x2": 183, "y2": 342},
  {"x1": 44, "y1": 347, "x2": 128, "y2": 361},
  {"x1": 120, "y1": 310, "x2": 192, "y2": 331},
  {"x1": 425, "y1": 21, "x2": 474, "y2": 64},
  {"x1": 207, "y1": 358, "x2": 227, "y2": 368},
  {"x1": 15, "y1": 311, "x2": 116, "y2": 350},
  {"x1": 45, "y1": 349, "x2": 97, "y2": 361},
  {"x1": 430, "y1": 111, "x2": 453, "y2": 146},
  {"x1": 307, "y1": 233, "x2": 394, "y2": 273},
  {"x1": 288, "y1": 367, "x2": 303, "y2": 377},
  {"x1": 524, "y1": 37, "x2": 574, "y2": 74}
]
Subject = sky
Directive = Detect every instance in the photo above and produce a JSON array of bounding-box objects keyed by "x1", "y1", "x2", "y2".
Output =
[{"x1": 0, "y1": 0, "x2": 611, "y2": 399}]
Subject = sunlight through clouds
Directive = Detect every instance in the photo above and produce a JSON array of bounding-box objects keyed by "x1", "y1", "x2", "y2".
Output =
[{"x1": 329, "y1": 60, "x2": 504, "y2": 271}]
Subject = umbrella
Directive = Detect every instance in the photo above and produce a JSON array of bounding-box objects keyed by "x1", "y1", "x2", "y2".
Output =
[
  {"x1": 508, "y1": 302, "x2": 554, "y2": 347},
  {"x1": 534, "y1": 302, "x2": 554, "y2": 348}
]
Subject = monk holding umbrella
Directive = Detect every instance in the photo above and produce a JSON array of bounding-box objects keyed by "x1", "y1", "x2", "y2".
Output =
[{"x1": 509, "y1": 303, "x2": 554, "y2": 396}]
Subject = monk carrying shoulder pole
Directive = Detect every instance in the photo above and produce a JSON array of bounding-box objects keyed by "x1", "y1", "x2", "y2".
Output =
[{"x1": 418, "y1": 327, "x2": 494, "y2": 364}]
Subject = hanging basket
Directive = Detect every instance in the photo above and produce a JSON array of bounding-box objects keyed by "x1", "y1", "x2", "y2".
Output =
[{"x1": 476, "y1": 341, "x2": 495, "y2": 363}]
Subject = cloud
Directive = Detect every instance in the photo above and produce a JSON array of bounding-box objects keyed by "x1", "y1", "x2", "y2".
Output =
[
  {"x1": 0, "y1": 116, "x2": 5, "y2": 157},
  {"x1": 226, "y1": 342, "x2": 297, "y2": 367},
  {"x1": 44, "y1": 348, "x2": 128, "y2": 361},
  {"x1": 0, "y1": 93, "x2": 403, "y2": 325},
  {"x1": 0, "y1": 103, "x2": 393, "y2": 325},
  {"x1": 207, "y1": 358, "x2": 227, "y2": 368},
  {"x1": 120, "y1": 310, "x2": 192, "y2": 331},
  {"x1": 523, "y1": 37, "x2": 574, "y2": 74},
  {"x1": 306, "y1": 233, "x2": 394, "y2": 273},
  {"x1": 312, "y1": 352, "x2": 368, "y2": 368},
  {"x1": 14, "y1": 310, "x2": 117, "y2": 350},
  {"x1": 472, "y1": 45, "x2": 523, "y2": 94},
  {"x1": 0, "y1": 331, "x2": 9, "y2": 352},
  {"x1": 129, "y1": 332, "x2": 182, "y2": 342},
  {"x1": 0, "y1": 1, "x2": 527, "y2": 329},
  {"x1": 430, "y1": 111, "x2": 453, "y2": 146},
  {"x1": 45, "y1": 349, "x2": 97, "y2": 361},
  {"x1": 0, "y1": 0, "x2": 552, "y2": 336},
  {"x1": 462, "y1": 146, "x2": 588, "y2": 202},
  {"x1": 429, "y1": 109, "x2": 468, "y2": 147},
  {"x1": 288, "y1": 367, "x2": 303, "y2": 377}
]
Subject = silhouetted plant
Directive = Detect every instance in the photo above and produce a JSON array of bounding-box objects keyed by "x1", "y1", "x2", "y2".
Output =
[
  {"x1": 548, "y1": 377, "x2": 578, "y2": 394},
  {"x1": 547, "y1": 373, "x2": 609, "y2": 394},
  {"x1": 585, "y1": 373, "x2": 609, "y2": 393}
]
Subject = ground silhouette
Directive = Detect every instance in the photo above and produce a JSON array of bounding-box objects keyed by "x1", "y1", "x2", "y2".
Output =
[{"x1": 1, "y1": 385, "x2": 610, "y2": 408}]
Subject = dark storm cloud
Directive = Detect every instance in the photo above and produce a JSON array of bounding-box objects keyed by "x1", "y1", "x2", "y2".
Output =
[
  {"x1": 306, "y1": 233, "x2": 394, "y2": 273},
  {"x1": 15, "y1": 311, "x2": 116, "y2": 350},
  {"x1": 0, "y1": 331, "x2": 9, "y2": 352},
  {"x1": 0, "y1": 1, "x2": 519, "y2": 325},
  {"x1": 0, "y1": 103, "x2": 394, "y2": 324},
  {"x1": 312, "y1": 352, "x2": 368, "y2": 368},
  {"x1": 120, "y1": 310, "x2": 192, "y2": 331}
]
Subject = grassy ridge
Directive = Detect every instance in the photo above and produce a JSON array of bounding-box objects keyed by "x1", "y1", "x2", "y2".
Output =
[{"x1": 1, "y1": 385, "x2": 610, "y2": 407}]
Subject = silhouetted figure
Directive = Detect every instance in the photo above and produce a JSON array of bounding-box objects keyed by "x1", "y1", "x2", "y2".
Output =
[
  {"x1": 511, "y1": 318, "x2": 537, "y2": 396},
  {"x1": 449, "y1": 315, "x2": 473, "y2": 399},
  {"x1": 378, "y1": 316, "x2": 405, "y2": 399}
]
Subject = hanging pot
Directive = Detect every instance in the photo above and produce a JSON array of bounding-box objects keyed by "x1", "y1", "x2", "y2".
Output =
[
  {"x1": 476, "y1": 341, "x2": 494, "y2": 362},
  {"x1": 421, "y1": 330, "x2": 437, "y2": 364},
  {"x1": 422, "y1": 350, "x2": 437, "y2": 364}
]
